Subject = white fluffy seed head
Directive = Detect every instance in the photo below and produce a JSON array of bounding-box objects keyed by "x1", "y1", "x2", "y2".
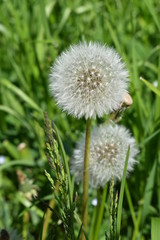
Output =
[
  {"x1": 70, "y1": 124, "x2": 138, "y2": 188},
  {"x1": 50, "y1": 42, "x2": 129, "y2": 119}
]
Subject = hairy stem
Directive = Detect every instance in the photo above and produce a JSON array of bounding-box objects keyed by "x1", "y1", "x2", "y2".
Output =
[{"x1": 81, "y1": 118, "x2": 91, "y2": 240}]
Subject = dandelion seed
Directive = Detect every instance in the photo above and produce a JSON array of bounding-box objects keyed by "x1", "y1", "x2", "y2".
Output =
[
  {"x1": 70, "y1": 124, "x2": 138, "y2": 188},
  {"x1": 50, "y1": 42, "x2": 129, "y2": 119}
]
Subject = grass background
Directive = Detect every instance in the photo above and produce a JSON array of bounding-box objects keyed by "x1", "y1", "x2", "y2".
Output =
[{"x1": 0, "y1": 0, "x2": 160, "y2": 239}]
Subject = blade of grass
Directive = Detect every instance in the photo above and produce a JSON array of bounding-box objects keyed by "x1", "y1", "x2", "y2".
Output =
[
  {"x1": 140, "y1": 77, "x2": 160, "y2": 96},
  {"x1": 0, "y1": 160, "x2": 35, "y2": 171},
  {"x1": 1, "y1": 79, "x2": 42, "y2": 112},
  {"x1": 131, "y1": 39, "x2": 147, "y2": 123},
  {"x1": 139, "y1": 128, "x2": 160, "y2": 147},
  {"x1": 0, "y1": 105, "x2": 31, "y2": 130},
  {"x1": 76, "y1": 224, "x2": 83, "y2": 240},
  {"x1": 39, "y1": 0, "x2": 55, "y2": 57},
  {"x1": 94, "y1": 184, "x2": 108, "y2": 240},
  {"x1": 55, "y1": 7, "x2": 71, "y2": 35},
  {"x1": 140, "y1": 160, "x2": 157, "y2": 227},
  {"x1": 132, "y1": 206, "x2": 142, "y2": 240},
  {"x1": 143, "y1": 0, "x2": 160, "y2": 32},
  {"x1": 40, "y1": 212, "x2": 46, "y2": 240},
  {"x1": 155, "y1": 49, "x2": 160, "y2": 212},
  {"x1": 151, "y1": 218, "x2": 160, "y2": 240},
  {"x1": 117, "y1": 146, "x2": 130, "y2": 239},
  {"x1": 125, "y1": 182, "x2": 136, "y2": 228},
  {"x1": 155, "y1": 50, "x2": 160, "y2": 119},
  {"x1": 74, "y1": 211, "x2": 89, "y2": 240},
  {"x1": 89, "y1": 201, "x2": 98, "y2": 240},
  {"x1": 39, "y1": 0, "x2": 51, "y2": 39}
]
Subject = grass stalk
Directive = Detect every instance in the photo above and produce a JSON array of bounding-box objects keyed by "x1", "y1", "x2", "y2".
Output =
[
  {"x1": 151, "y1": 218, "x2": 160, "y2": 240},
  {"x1": 89, "y1": 200, "x2": 98, "y2": 240},
  {"x1": 81, "y1": 119, "x2": 91, "y2": 240},
  {"x1": 125, "y1": 182, "x2": 136, "y2": 228},
  {"x1": 116, "y1": 146, "x2": 130, "y2": 239},
  {"x1": 42, "y1": 199, "x2": 55, "y2": 240},
  {"x1": 132, "y1": 207, "x2": 142, "y2": 240},
  {"x1": 94, "y1": 185, "x2": 108, "y2": 240}
]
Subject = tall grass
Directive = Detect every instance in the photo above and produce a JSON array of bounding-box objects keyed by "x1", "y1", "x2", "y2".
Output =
[{"x1": 0, "y1": 0, "x2": 160, "y2": 239}]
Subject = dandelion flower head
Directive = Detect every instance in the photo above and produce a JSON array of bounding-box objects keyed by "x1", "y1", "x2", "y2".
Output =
[
  {"x1": 70, "y1": 124, "x2": 138, "y2": 188},
  {"x1": 50, "y1": 42, "x2": 129, "y2": 119}
]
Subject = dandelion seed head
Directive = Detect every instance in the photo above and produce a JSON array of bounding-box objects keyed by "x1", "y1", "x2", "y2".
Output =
[
  {"x1": 50, "y1": 42, "x2": 129, "y2": 119},
  {"x1": 70, "y1": 124, "x2": 138, "y2": 188}
]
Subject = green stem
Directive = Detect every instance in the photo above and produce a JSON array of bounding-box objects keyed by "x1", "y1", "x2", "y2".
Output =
[
  {"x1": 42, "y1": 199, "x2": 55, "y2": 240},
  {"x1": 125, "y1": 182, "x2": 136, "y2": 228},
  {"x1": 110, "y1": 177, "x2": 114, "y2": 239},
  {"x1": 94, "y1": 185, "x2": 108, "y2": 240},
  {"x1": 89, "y1": 199, "x2": 98, "y2": 240},
  {"x1": 81, "y1": 119, "x2": 91, "y2": 240},
  {"x1": 132, "y1": 207, "x2": 142, "y2": 240},
  {"x1": 116, "y1": 146, "x2": 130, "y2": 239}
]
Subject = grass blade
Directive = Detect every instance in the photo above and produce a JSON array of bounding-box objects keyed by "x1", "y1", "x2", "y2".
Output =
[
  {"x1": 140, "y1": 77, "x2": 160, "y2": 96},
  {"x1": 125, "y1": 182, "x2": 136, "y2": 228},
  {"x1": 0, "y1": 105, "x2": 31, "y2": 130},
  {"x1": 140, "y1": 160, "x2": 157, "y2": 227},
  {"x1": 1, "y1": 79, "x2": 42, "y2": 112},
  {"x1": 143, "y1": 0, "x2": 160, "y2": 32},
  {"x1": 151, "y1": 218, "x2": 160, "y2": 240},
  {"x1": 0, "y1": 160, "x2": 35, "y2": 171},
  {"x1": 94, "y1": 184, "x2": 108, "y2": 240},
  {"x1": 117, "y1": 146, "x2": 130, "y2": 239}
]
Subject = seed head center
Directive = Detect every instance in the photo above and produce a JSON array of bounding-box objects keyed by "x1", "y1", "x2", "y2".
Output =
[
  {"x1": 95, "y1": 142, "x2": 118, "y2": 164},
  {"x1": 77, "y1": 66, "x2": 103, "y2": 93}
]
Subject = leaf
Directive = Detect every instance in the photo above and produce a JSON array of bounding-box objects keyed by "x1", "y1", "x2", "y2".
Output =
[
  {"x1": 151, "y1": 218, "x2": 160, "y2": 240},
  {"x1": 1, "y1": 79, "x2": 42, "y2": 112},
  {"x1": 0, "y1": 105, "x2": 31, "y2": 129},
  {"x1": 140, "y1": 77, "x2": 160, "y2": 96},
  {"x1": 143, "y1": 0, "x2": 160, "y2": 32},
  {"x1": 140, "y1": 160, "x2": 157, "y2": 227},
  {"x1": 0, "y1": 160, "x2": 35, "y2": 171},
  {"x1": 117, "y1": 146, "x2": 130, "y2": 239},
  {"x1": 139, "y1": 128, "x2": 160, "y2": 147}
]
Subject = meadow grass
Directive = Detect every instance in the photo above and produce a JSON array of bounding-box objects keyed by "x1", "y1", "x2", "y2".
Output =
[{"x1": 0, "y1": 0, "x2": 160, "y2": 239}]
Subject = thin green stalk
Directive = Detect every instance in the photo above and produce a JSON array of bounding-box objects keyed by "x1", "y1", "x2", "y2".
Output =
[
  {"x1": 132, "y1": 207, "x2": 142, "y2": 240},
  {"x1": 81, "y1": 119, "x2": 91, "y2": 240},
  {"x1": 110, "y1": 177, "x2": 114, "y2": 239},
  {"x1": 94, "y1": 185, "x2": 108, "y2": 240},
  {"x1": 125, "y1": 182, "x2": 136, "y2": 228},
  {"x1": 42, "y1": 199, "x2": 55, "y2": 240},
  {"x1": 22, "y1": 211, "x2": 29, "y2": 240},
  {"x1": 151, "y1": 218, "x2": 160, "y2": 240},
  {"x1": 89, "y1": 200, "x2": 98, "y2": 240},
  {"x1": 117, "y1": 146, "x2": 130, "y2": 239},
  {"x1": 42, "y1": 182, "x2": 58, "y2": 240}
]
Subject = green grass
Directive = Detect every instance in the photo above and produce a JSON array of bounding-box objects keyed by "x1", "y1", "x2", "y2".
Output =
[{"x1": 0, "y1": 0, "x2": 160, "y2": 239}]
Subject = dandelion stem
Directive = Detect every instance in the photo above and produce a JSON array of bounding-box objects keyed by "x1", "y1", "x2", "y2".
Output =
[{"x1": 82, "y1": 118, "x2": 91, "y2": 239}]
